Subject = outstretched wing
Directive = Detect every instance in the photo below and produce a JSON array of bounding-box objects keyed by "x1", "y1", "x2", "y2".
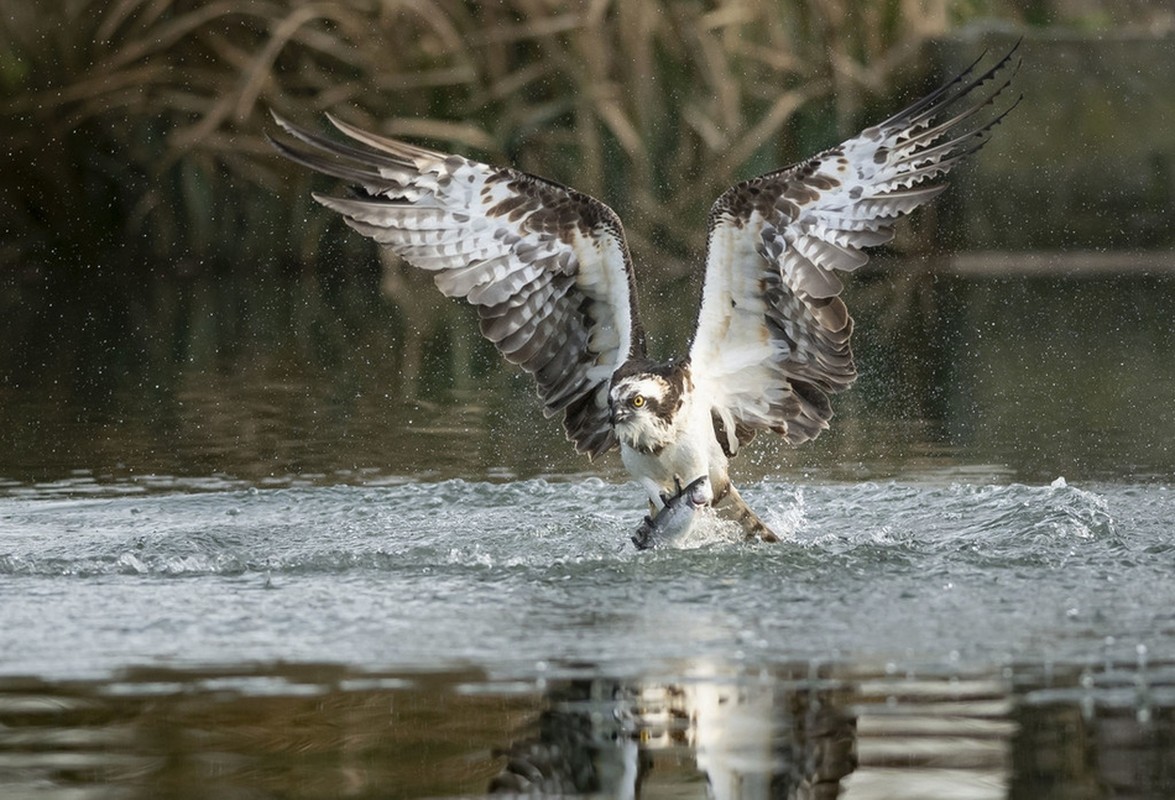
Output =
[
  {"x1": 689, "y1": 45, "x2": 1021, "y2": 454},
  {"x1": 271, "y1": 114, "x2": 646, "y2": 458}
]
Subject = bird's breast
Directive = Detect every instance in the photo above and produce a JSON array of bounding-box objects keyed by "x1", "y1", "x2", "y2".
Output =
[{"x1": 619, "y1": 406, "x2": 728, "y2": 491}]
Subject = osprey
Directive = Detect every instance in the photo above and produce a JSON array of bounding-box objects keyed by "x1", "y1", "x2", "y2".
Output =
[{"x1": 272, "y1": 47, "x2": 1019, "y2": 541}]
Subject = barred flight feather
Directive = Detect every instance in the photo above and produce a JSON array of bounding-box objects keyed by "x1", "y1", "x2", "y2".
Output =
[
  {"x1": 270, "y1": 112, "x2": 644, "y2": 459},
  {"x1": 690, "y1": 43, "x2": 1020, "y2": 450}
]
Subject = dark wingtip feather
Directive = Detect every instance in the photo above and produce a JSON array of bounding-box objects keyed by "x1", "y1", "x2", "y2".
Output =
[{"x1": 879, "y1": 40, "x2": 1022, "y2": 134}]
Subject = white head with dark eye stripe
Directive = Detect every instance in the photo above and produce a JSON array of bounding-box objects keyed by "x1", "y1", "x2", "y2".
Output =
[{"x1": 609, "y1": 374, "x2": 680, "y2": 453}]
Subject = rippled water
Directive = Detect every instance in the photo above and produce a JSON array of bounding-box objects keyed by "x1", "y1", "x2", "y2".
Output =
[
  {"x1": 2, "y1": 476, "x2": 1168, "y2": 674},
  {"x1": 2, "y1": 475, "x2": 1172, "y2": 797},
  {"x1": 2, "y1": 267, "x2": 1174, "y2": 796}
]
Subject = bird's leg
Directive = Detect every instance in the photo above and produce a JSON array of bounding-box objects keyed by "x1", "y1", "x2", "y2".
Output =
[
  {"x1": 712, "y1": 480, "x2": 778, "y2": 542},
  {"x1": 659, "y1": 474, "x2": 686, "y2": 507},
  {"x1": 639, "y1": 477, "x2": 666, "y2": 511}
]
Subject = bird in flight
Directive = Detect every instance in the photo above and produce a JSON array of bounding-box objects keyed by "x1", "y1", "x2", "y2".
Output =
[{"x1": 271, "y1": 45, "x2": 1019, "y2": 542}]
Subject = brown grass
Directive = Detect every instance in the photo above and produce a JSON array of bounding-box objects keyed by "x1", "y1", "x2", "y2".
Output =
[{"x1": 0, "y1": 0, "x2": 1047, "y2": 277}]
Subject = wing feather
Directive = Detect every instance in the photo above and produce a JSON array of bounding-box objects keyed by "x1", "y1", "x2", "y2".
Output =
[
  {"x1": 271, "y1": 113, "x2": 647, "y2": 458},
  {"x1": 689, "y1": 44, "x2": 1020, "y2": 452}
]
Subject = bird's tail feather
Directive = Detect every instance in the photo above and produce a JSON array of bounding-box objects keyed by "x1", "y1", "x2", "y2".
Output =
[{"x1": 714, "y1": 483, "x2": 779, "y2": 542}]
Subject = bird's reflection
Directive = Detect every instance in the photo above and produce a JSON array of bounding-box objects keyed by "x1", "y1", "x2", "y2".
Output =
[
  {"x1": 3, "y1": 660, "x2": 1172, "y2": 799},
  {"x1": 488, "y1": 680, "x2": 646, "y2": 796},
  {"x1": 487, "y1": 668, "x2": 857, "y2": 799}
]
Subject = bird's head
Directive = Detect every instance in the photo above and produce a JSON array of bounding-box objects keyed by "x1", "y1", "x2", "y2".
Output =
[{"x1": 609, "y1": 368, "x2": 685, "y2": 452}]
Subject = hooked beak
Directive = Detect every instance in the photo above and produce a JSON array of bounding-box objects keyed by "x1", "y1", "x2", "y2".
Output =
[{"x1": 610, "y1": 406, "x2": 631, "y2": 426}]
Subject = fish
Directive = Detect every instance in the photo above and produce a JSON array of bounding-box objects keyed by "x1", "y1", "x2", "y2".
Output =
[{"x1": 631, "y1": 475, "x2": 712, "y2": 550}]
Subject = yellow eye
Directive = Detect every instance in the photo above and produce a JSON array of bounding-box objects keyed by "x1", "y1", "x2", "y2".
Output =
[{"x1": 630, "y1": 395, "x2": 646, "y2": 408}]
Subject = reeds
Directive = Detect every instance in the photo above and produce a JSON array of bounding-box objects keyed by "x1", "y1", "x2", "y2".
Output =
[{"x1": 1, "y1": 0, "x2": 1031, "y2": 279}]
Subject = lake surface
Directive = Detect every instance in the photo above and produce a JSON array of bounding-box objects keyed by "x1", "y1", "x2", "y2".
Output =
[{"x1": 1, "y1": 263, "x2": 1173, "y2": 797}]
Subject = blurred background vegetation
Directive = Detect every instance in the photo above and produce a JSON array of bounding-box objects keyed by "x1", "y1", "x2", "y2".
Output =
[
  {"x1": 1, "y1": 0, "x2": 1173, "y2": 484},
  {"x1": 3, "y1": 0, "x2": 1170, "y2": 279}
]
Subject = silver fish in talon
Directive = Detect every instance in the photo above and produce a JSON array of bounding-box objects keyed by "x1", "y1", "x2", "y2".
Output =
[{"x1": 632, "y1": 475, "x2": 712, "y2": 550}]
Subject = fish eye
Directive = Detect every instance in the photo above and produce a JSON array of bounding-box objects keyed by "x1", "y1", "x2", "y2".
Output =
[{"x1": 630, "y1": 395, "x2": 646, "y2": 408}]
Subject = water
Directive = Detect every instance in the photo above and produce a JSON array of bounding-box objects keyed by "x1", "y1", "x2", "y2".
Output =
[
  {"x1": 0, "y1": 477, "x2": 1166, "y2": 674},
  {"x1": 1, "y1": 476, "x2": 1172, "y2": 797},
  {"x1": 2, "y1": 267, "x2": 1174, "y2": 796}
]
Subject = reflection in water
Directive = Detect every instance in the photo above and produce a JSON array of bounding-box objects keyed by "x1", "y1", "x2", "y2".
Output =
[
  {"x1": 849, "y1": 675, "x2": 1011, "y2": 799},
  {"x1": 487, "y1": 671, "x2": 857, "y2": 798},
  {"x1": 487, "y1": 679, "x2": 644, "y2": 796},
  {"x1": 2, "y1": 265, "x2": 1174, "y2": 487},
  {"x1": 634, "y1": 670, "x2": 858, "y2": 799},
  {"x1": 1, "y1": 659, "x2": 1172, "y2": 799}
]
